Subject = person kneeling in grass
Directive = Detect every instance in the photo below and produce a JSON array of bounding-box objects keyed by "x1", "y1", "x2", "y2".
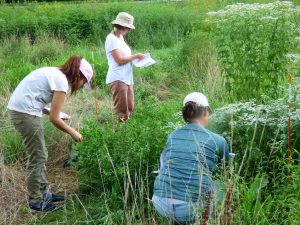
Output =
[
  {"x1": 7, "y1": 56, "x2": 93, "y2": 212},
  {"x1": 152, "y1": 92, "x2": 229, "y2": 224}
]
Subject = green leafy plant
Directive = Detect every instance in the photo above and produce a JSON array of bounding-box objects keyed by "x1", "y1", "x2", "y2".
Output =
[
  {"x1": 209, "y1": 79, "x2": 300, "y2": 182},
  {"x1": 73, "y1": 97, "x2": 181, "y2": 193},
  {"x1": 207, "y1": 2, "x2": 300, "y2": 101}
]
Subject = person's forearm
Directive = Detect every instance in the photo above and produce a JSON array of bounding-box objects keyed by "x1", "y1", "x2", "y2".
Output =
[
  {"x1": 117, "y1": 55, "x2": 137, "y2": 65},
  {"x1": 50, "y1": 117, "x2": 75, "y2": 136}
]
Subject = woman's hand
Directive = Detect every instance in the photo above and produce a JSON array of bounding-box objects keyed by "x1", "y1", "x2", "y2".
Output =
[
  {"x1": 134, "y1": 53, "x2": 146, "y2": 60},
  {"x1": 71, "y1": 130, "x2": 83, "y2": 142}
]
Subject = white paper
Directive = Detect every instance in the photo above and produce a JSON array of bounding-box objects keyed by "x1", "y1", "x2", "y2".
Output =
[
  {"x1": 229, "y1": 153, "x2": 236, "y2": 159},
  {"x1": 44, "y1": 107, "x2": 71, "y2": 120},
  {"x1": 132, "y1": 53, "x2": 156, "y2": 68}
]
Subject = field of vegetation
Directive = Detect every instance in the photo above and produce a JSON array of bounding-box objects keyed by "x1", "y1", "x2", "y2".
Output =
[{"x1": 0, "y1": 0, "x2": 300, "y2": 224}]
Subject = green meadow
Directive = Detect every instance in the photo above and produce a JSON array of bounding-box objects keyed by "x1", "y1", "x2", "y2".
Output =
[{"x1": 0, "y1": 0, "x2": 300, "y2": 224}]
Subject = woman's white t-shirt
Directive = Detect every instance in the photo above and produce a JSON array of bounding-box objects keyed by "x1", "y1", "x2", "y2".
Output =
[
  {"x1": 105, "y1": 33, "x2": 133, "y2": 85},
  {"x1": 7, "y1": 67, "x2": 69, "y2": 117}
]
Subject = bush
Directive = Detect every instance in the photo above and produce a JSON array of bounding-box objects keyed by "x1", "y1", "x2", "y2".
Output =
[
  {"x1": 73, "y1": 97, "x2": 181, "y2": 193},
  {"x1": 208, "y1": 79, "x2": 300, "y2": 182},
  {"x1": 206, "y1": 2, "x2": 300, "y2": 101}
]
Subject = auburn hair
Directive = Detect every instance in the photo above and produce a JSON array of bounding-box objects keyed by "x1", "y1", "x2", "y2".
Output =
[{"x1": 59, "y1": 55, "x2": 85, "y2": 95}]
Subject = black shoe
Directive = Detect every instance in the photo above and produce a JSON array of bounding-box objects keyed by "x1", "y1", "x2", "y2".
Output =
[
  {"x1": 50, "y1": 193, "x2": 65, "y2": 203},
  {"x1": 44, "y1": 192, "x2": 65, "y2": 203},
  {"x1": 29, "y1": 202, "x2": 56, "y2": 213}
]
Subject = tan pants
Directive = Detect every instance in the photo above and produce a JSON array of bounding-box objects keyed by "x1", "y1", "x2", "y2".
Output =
[
  {"x1": 109, "y1": 80, "x2": 134, "y2": 121},
  {"x1": 9, "y1": 110, "x2": 48, "y2": 204}
]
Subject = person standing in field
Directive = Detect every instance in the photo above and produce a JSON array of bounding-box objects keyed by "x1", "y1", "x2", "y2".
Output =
[
  {"x1": 7, "y1": 56, "x2": 93, "y2": 212},
  {"x1": 152, "y1": 92, "x2": 229, "y2": 225},
  {"x1": 105, "y1": 12, "x2": 145, "y2": 122}
]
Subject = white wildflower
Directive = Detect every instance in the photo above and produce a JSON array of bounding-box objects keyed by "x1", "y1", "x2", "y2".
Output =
[
  {"x1": 260, "y1": 16, "x2": 278, "y2": 21},
  {"x1": 286, "y1": 53, "x2": 300, "y2": 63}
]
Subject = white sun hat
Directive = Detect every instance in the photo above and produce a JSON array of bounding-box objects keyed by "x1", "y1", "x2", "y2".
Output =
[
  {"x1": 112, "y1": 12, "x2": 135, "y2": 30},
  {"x1": 183, "y1": 92, "x2": 209, "y2": 107}
]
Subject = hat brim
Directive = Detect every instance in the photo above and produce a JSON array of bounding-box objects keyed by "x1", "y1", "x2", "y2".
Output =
[{"x1": 112, "y1": 20, "x2": 135, "y2": 29}]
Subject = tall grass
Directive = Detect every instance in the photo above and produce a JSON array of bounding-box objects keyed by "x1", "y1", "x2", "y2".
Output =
[{"x1": 0, "y1": 2, "x2": 195, "y2": 48}]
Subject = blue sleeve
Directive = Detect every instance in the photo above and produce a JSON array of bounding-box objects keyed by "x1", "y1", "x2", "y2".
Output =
[
  {"x1": 219, "y1": 138, "x2": 230, "y2": 163},
  {"x1": 159, "y1": 135, "x2": 170, "y2": 169}
]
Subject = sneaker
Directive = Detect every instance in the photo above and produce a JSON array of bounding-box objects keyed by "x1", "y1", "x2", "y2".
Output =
[
  {"x1": 44, "y1": 191, "x2": 65, "y2": 203},
  {"x1": 29, "y1": 201, "x2": 56, "y2": 213}
]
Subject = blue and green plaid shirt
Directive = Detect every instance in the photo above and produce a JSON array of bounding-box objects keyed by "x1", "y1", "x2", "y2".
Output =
[{"x1": 153, "y1": 123, "x2": 229, "y2": 202}]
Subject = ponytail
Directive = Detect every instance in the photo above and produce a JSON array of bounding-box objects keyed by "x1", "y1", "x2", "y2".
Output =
[{"x1": 182, "y1": 101, "x2": 207, "y2": 123}]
